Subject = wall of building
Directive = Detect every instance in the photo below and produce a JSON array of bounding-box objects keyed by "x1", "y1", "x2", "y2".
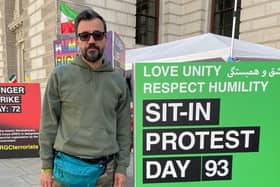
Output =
[
  {"x1": 101, "y1": 0, "x2": 136, "y2": 49},
  {"x1": 0, "y1": 0, "x2": 6, "y2": 82},
  {"x1": 182, "y1": 0, "x2": 211, "y2": 37},
  {"x1": 159, "y1": 0, "x2": 184, "y2": 42},
  {"x1": 240, "y1": 0, "x2": 280, "y2": 48},
  {"x1": 5, "y1": 1, "x2": 18, "y2": 81},
  {"x1": 0, "y1": 0, "x2": 18, "y2": 82},
  {"x1": 23, "y1": 0, "x2": 56, "y2": 95},
  {"x1": 159, "y1": 0, "x2": 211, "y2": 43}
]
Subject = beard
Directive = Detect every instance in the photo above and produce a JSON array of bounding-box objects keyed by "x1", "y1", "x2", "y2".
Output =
[{"x1": 81, "y1": 44, "x2": 104, "y2": 63}]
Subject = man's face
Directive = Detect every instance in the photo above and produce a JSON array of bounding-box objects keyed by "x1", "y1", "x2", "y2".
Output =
[{"x1": 77, "y1": 18, "x2": 107, "y2": 63}]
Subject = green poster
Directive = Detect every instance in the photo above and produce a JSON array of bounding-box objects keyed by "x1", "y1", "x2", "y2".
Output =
[{"x1": 134, "y1": 61, "x2": 280, "y2": 187}]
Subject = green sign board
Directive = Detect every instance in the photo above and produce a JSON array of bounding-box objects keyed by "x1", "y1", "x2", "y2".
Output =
[{"x1": 134, "y1": 61, "x2": 280, "y2": 187}]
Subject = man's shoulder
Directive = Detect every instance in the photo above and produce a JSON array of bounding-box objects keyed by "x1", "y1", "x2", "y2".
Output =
[{"x1": 48, "y1": 64, "x2": 78, "y2": 82}]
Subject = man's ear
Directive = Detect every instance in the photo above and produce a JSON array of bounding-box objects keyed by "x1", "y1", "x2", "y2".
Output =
[{"x1": 104, "y1": 34, "x2": 108, "y2": 43}]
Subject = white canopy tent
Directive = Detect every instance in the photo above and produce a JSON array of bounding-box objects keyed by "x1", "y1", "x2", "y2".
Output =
[{"x1": 126, "y1": 33, "x2": 280, "y2": 71}]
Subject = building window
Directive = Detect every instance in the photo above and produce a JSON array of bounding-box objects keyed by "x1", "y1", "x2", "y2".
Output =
[
  {"x1": 211, "y1": 0, "x2": 241, "y2": 38},
  {"x1": 136, "y1": 0, "x2": 159, "y2": 45}
]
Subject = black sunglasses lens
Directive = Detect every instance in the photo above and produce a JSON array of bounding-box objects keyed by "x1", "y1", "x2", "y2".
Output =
[
  {"x1": 79, "y1": 33, "x2": 90, "y2": 41},
  {"x1": 93, "y1": 32, "x2": 104, "y2": 40},
  {"x1": 78, "y1": 32, "x2": 105, "y2": 41}
]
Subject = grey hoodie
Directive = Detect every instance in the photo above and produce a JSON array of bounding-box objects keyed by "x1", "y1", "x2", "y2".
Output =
[{"x1": 39, "y1": 55, "x2": 131, "y2": 174}]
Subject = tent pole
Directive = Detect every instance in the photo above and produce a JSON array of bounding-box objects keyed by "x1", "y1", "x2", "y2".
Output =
[{"x1": 230, "y1": 0, "x2": 238, "y2": 59}]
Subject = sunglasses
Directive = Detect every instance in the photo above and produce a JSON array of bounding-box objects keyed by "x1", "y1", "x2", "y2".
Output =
[{"x1": 78, "y1": 31, "x2": 106, "y2": 41}]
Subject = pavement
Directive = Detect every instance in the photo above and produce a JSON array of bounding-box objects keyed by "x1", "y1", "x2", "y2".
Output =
[{"x1": 0, "y1": 152, "x2": 134, "y2": 187}]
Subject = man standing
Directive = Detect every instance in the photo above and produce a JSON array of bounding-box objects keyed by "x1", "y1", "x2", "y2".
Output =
[{"x1": 39, "y1": 9, "x2": 131, "y2": 187}]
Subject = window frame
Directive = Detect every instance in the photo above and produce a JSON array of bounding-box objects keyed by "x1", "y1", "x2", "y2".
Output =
[
  {"x1": 210, "y1": 0, "x2": 241, "y2": 38},
  {"x1": 135, "y1": 0, "x2": 159, "y2": 45}
]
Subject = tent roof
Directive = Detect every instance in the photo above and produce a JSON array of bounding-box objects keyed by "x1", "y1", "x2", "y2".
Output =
[{"x1": 126, "y1": 33, "x2": 280, "y2": 70}]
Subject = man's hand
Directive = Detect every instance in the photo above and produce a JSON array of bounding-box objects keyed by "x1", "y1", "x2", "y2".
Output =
[
  {"x1": 114, "y1": 173, "x2": 126, "y2": 187},
  {"x1": 40, "y1": 172, "x2": 53, "y2": 187}
]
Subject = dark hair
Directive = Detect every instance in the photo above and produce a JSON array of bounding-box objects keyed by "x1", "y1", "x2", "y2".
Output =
[{"x1": 74, "y1": 9, "x2": 107, "y2": 36}]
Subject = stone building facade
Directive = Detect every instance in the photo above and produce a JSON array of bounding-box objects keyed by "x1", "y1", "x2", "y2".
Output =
[
  {"x1": 241, "y1": 0, "x2": 280, "y2": 48},
  {"x1": 0, "y1": 0, "x2": 280, "y2": 94}
]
